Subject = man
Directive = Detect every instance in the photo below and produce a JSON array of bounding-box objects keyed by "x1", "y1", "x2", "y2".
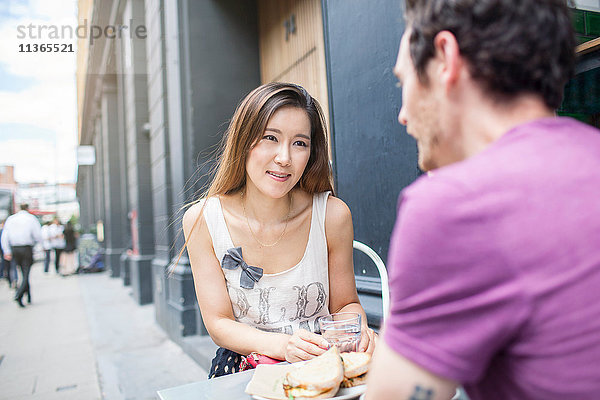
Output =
[
  {"x1": 366, "y1": 1, "x2": 600, "y2": 399},
  {"x1": 0, "y1": 204, "x2": 42, "y2": 307}
]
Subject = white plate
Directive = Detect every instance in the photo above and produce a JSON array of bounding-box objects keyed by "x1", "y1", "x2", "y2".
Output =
[{"x1": 252, "y1": 384, "x2": 366, "y2": 400}]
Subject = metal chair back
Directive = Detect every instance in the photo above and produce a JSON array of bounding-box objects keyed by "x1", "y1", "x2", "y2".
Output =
[{"x1": 353, "y1": 240, "x2": 389, "y2": 320}]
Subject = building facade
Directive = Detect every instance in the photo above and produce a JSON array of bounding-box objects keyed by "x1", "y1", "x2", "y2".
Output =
[{"x1": 76, "y1": 0, "x2": 600, "y2": 368}]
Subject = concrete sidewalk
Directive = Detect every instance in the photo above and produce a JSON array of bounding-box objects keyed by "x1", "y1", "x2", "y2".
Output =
[{"x1": 0, "y1": 262, "x2": 207, "y2": 400}]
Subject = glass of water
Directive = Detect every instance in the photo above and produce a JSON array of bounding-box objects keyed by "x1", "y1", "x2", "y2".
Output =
[{"x1": 318, "y1": 312, "x2": 362, "y2": 353}]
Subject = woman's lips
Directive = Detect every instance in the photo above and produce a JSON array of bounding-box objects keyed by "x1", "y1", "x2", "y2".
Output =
[{"x1": 266, "y1": 171, "x2": 291, "y2": 182}]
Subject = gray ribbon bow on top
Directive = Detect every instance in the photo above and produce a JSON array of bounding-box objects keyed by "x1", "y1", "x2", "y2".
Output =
[{"x1": 221, "y1": 247, "x2": 263, "y2": 289}]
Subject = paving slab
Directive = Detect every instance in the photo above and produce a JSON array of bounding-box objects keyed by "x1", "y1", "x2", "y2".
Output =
[
  {"x1": 0, "y1": 262, "x2": 208, "y2": 400},
  {"x1": 0, "y1": 264, "x2": 102, "y2": 399}
]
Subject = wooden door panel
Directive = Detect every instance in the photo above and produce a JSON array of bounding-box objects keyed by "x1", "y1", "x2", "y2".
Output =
[{"x1": 258, "y1": 0, "x2": 330, "y2": 136}]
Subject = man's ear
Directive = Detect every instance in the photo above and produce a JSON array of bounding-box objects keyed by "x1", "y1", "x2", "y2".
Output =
[{"x1": 433, "y1": 31, "x2": 462, "y2": 92}]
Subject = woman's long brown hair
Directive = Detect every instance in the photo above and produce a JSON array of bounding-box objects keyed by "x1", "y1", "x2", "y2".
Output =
[{"x1": 173, "y1": 82, "x2": 334, "y2": 271}]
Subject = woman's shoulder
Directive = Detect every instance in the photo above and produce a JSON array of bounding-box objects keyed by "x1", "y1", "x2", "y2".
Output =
[
  {"x1": 293, "y1": 190, "x2": 350, "y2": 218},
  {"x1": 325, "y1": 194, "x2": 350, "y2": 217},
  {"x1": 183, "y1": 194, "x2": 240, "y2": 232},
  {"x1": 184, "y1": 197, "x2": 205, "y2": 213},
  {"x1": 325, "y1": 195, "x2": 352, "y2": 233},
  {"x1": 182, "y1": 198, "x2": 212, "y2": 234},
  {"x1": 217, "y1": 192, "x2": 239, "y2": 209}
]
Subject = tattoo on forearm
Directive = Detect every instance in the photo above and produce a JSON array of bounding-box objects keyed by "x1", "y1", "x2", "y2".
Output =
[{"x1": 408, "y1": 385, "x2": 434, "y2": 400}]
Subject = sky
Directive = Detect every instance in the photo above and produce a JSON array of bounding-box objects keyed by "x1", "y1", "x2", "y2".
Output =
[{"x1": 0, "y1": 0, "x2": 77, "y2": 184}]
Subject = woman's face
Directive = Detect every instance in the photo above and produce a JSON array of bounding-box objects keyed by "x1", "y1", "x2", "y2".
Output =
[{"x1": 245, "y1": 106, "x2": 311, "y2": 199}]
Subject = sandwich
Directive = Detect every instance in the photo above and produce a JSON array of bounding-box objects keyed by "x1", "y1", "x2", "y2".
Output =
[
  {"x1": 282, "y1": 346, "x2": 344, "y2": 399},
  {"x1": 340, "y1": 351, "x2": 371, "y2": 388}
]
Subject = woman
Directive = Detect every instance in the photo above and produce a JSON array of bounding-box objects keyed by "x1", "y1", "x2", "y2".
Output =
[
  {"x1": 61, "y1": 221, "x2": 78, "y2": 275},
  {"x1": 49, "y1": 217, "x2": 65, "y2": 274},
  {"x1": 182, "y1": 83, "x2": 375, "y2": 378},
  {"x1": 41, "y1": 221, "x2": 52, "y2": 273}
]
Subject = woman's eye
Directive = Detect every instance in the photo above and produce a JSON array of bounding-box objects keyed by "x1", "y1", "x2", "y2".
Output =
[
  {"x1": 263, "y1": 134, "x2": 277, "y2": 141},
  {"x1": 294, "y1": 140, "x2": 308, "y2": 147}
]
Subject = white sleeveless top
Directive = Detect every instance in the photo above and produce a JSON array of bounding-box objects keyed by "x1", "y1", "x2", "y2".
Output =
[{"x1": 203, "y1": 191, "x2": 331, "y2": 334}]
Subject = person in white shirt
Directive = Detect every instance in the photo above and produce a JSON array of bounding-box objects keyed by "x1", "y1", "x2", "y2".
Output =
[
  {"x1": 41, "y1": 222, "x2": 52, "y2": 273},
  {"x1": 0, "y1": 204, "x2": 42, "y2": 307},
  {"x1": 49, "y1": 217, "x2": 65, "y2": 274},
  {"x1": 0, "y1": 219, "x2": 17, "y2": 286}
]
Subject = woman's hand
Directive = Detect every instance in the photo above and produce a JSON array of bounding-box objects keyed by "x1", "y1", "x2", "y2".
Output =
[
  {"x1": 358, "y1": 326, "x2": 377, "y2": 354},
  {"x1": 284, "y1": 329, "x2": 330, "y2": 363}
]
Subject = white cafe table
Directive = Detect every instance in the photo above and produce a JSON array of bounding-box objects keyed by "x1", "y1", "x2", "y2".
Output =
[
  {"x1": 157, "y1": 369, "x2": 256, "y2": 400},
  {"x1": 157, "y1": 369, "x2": 467, "y2": 400}
]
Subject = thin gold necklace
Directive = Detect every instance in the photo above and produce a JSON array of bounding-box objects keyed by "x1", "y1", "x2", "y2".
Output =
[{"x1": 241, "y1": 190, "x2": 292, "y2": 247}]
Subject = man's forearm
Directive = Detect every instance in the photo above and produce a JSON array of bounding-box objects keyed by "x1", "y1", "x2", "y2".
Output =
[{"x1": 365, "y1": 341, "x2": 457, "y2": 400}]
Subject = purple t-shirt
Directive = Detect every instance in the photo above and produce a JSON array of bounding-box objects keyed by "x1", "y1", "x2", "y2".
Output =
[{"x1": 384, "y1": 118, "x2": 600, "y2": 400}]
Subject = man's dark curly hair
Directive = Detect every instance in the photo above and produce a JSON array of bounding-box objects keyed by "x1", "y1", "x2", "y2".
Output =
[{"x1": 404, "y1": 0, "x2": 576, "y2": 109}]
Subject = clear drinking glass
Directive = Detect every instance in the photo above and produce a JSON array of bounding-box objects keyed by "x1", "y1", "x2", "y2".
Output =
[{"x1": 318, "y1": 312, "x2": 362, "y2": 353}]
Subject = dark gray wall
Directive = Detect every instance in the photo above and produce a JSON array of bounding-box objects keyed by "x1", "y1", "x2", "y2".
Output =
[
  {"x1": 115, "y1": 36, "x2": 130, "y2": 248},
  {"x1": 171, "y1": 0, "x2": 261, "y2": 340},
  {"x1": 76, "y1": 167, "x2": 94, "y2": 233},
  {"x1": 323, "y1": 0, "x2": 418, "y2": 267},
  {"x1": 122, "y1": 0, "x2": 154, "y2": 254},
  {"x1": 323, "y1": 0, "x2": 419, "y2": 326},
  {"x1": 101, "y1": 77, "x2": 127, "y2": 275},
  {"x1": 144, "y1": 0, "x2": 260, "y2": 341},
  {"x1": 93, "y1": 117, "x2": 105, "y2": 232},
  {"x1": 188, "y1": 0, "x2": 261, "y2": 199},
  {"x1": 119, "y1": 0, "x2": 155, "y2": 304},
  {"x1": 145, "y1": 0, "x2": 173, "y2": 330}
]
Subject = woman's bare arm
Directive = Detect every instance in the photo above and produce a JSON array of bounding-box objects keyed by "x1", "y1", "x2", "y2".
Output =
[
  {"x1": 183, "y1": 202, "x2": 328, "y2": 361},
  {"x1": 325, "y1": 196, "x2": 376, "y2": 353}
]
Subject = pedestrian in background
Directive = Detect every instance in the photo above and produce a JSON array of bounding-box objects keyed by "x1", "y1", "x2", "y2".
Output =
[
  {"x1": 41, "y1": 221, "x2": 52, "y2": 273},
  {"x1": 49, "y1": 217, "x2": 65, "y2": 274},
  {"x1": 0, "y1": 204, "x2": 42, "y2": 307},
  {"x1": 366, "y1": 1, "x2": 600, "y2": 399},
  {"x1": 60, "y1": 220, "x2": 78, "y2": 276},
  {"x1": 0, "y1": 219, "x2": 17, "y2": 287}
]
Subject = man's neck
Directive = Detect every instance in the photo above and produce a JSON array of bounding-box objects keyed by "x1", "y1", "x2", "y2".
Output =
[{"x1": 458, "y1": 93, "x2": 555, "y2": 160}]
